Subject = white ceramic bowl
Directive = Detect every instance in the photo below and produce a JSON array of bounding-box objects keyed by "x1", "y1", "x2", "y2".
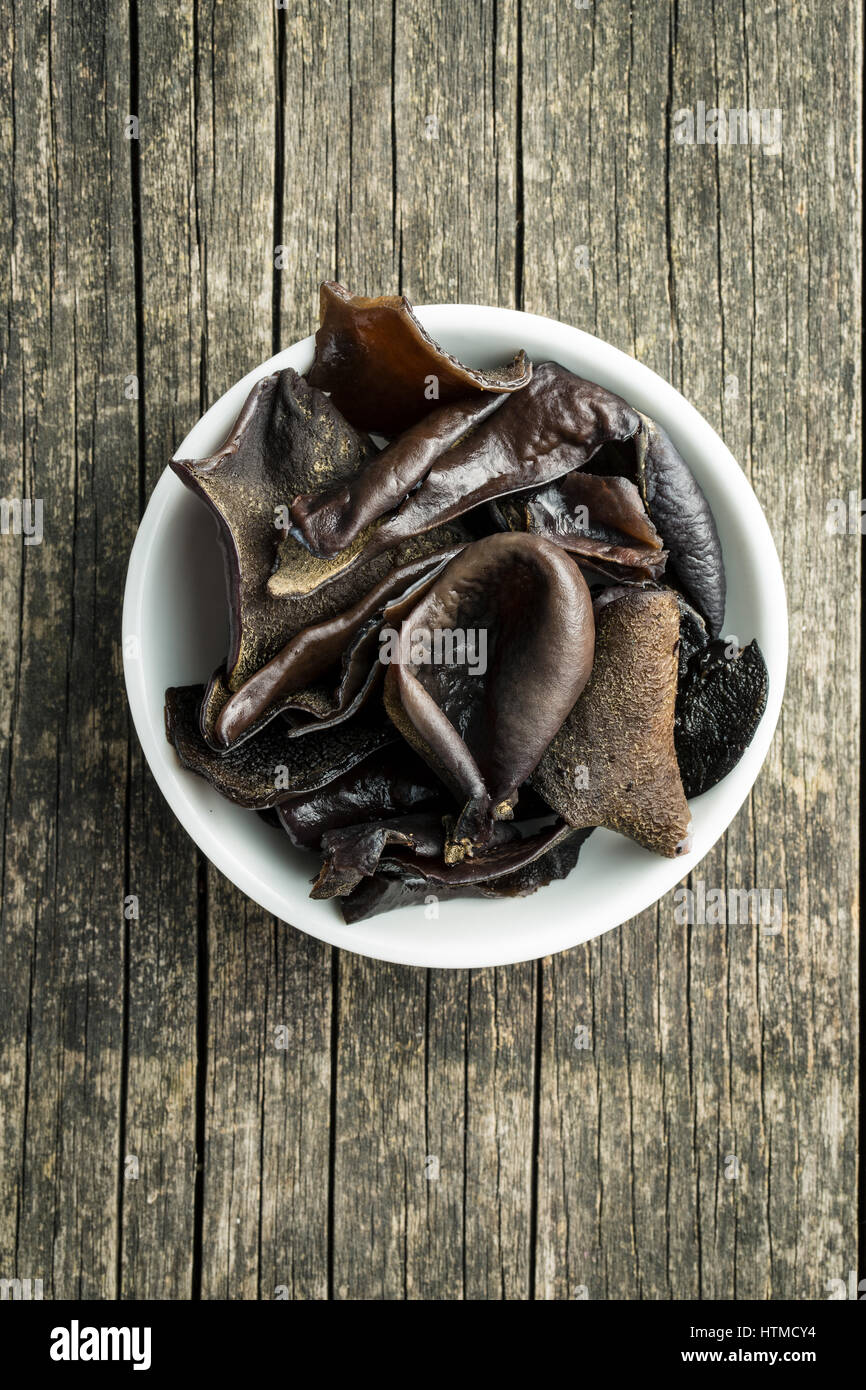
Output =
[{"x1": 123, "y1": 307, "x2": 787, "y2": 969}]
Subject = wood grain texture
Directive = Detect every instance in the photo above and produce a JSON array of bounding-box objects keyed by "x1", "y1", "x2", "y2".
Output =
[
  {"x1": 0, "y1": 0, "x2": 138, "y2": 1298},
  {"x1": 122, "y1": 0, "x2": 201, "y2": 1301},
  {"x1": 523, "y1": 0, "x2": 861, "y2": 1299},
  {"x1": 0, "y1": 0, "x2": 859, "y2": 1301}
]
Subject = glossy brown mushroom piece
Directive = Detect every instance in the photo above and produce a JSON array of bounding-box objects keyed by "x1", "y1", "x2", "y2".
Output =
[
  {"x1": 277, "y1": 745, "x2": 449, "y2": 850},
  {"x1": 171, "y1": 364, "x2": 475, "y2": 748},
  {"x1": 164, "y1": 686, "x2": 397, "y2": 810},
  {"x1": 290, "y1": 393, "x2": 506, "y2": 557},
  {"x1": 307, "y1": 281, "x2": 531, "y2": 435},
  {"x1": 531, "y1": 588, "x2": 692, "y2": 856},
  {"x1": 170, "y1": 368, "x2": 376, "y2": 698},
  {"x1": 271, "y1": 362, "x2": 641, "y2": 599},
  {"x1": 491, "y1": 470, "x2": 668, "y2": 582},
  {"x1": 593, "y1": 413, "x2": 726, "y2": 634},
  {"x1": 339, "y1": 823, "x2": 591, "y2": 922},
  {"x1": 383, "y1": 533, "x2": 596, "y2": 858},
  {"x1": 211, "y1": 546, "x2": 465, "y2": 749}
]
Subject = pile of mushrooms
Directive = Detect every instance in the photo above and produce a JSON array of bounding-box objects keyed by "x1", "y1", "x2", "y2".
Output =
[{"x1": 165, "y1": 283, "x2": 768, "y2": 922}]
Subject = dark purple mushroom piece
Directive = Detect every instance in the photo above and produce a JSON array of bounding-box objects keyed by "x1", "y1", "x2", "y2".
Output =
[
  {"x1": 339, "y1": 823, "x2": 591, "y2": 922},
  {"x1": 307, "y1": 281, "x2": 532, "y2": 435},
  {"x1": 277, "y1": 744, "x2": 450, "y2": 850},
  {"x1": 210, "y1": 545, "x2": 465, "y2": 749},
  {"x1": 290, "y1": 393, "x2": 507, "y2": 557},
  {"x1": 531, "y1": 588, "x2": 692, "y2": 857},
  {"x1": 171, "y1": 368, "x2": 377, "y2": 695},
  {"x1": 577, "y1": 563, "x2": 663, "y2": 588},
  {"x1": 591, "y1": 413, "x2": 726, "y2": 635},
  {"x1": 490, "y1": 471, "x2": 668, "y2": 582},
  {"x1": 675, "y1": 596, "x2": 711, "y2": 673},
  {"x1": 171, "y1": 363, "x2": 473, "y2": 745},
  {"x1": 315, "y1": 814, "x2": 571, "y2": 901},
  {"x1": 310, "y1": 813, "x2": 449, "y2": 898},
  {"x1": 164, "y1": 685, "x2": 397, "y2": 809},
  {"x1": 637, "y1": 415, "x2": 726, "y2": 635},
  {"x1": 673, "y1": 600, "x2": 769, "y2": 797},
  {"x1": 383, "y1": 533, "x2": 596, "y2": 858},
  {"x1": 196, "y1": 514, "x2": 473, "y2": 745},
  {"x1": 268, "y1": 362, "x2": 641, "y2": 599}
]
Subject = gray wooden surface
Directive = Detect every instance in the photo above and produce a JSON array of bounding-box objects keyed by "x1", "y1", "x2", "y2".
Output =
[{"x1": 0, "y1": 0, "x2": 860, "y2": 1300}]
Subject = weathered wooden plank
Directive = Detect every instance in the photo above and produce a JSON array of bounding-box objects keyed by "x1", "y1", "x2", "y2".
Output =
[
  {"x1": 518, "y1": 0, "x2": 681, "y2": 1304},
  {"x1": 279, "y1": 0, "x2": 371, "y2": 339},
  {"x1": 129, "y1": 0, "x2": 334, "y2": 1301},
  {"x1": 524, "y1": 0, "x2": 860, "y2": 1299},
  {"x1": 725, "y1": 0, "x2": 858, "y2": 1297},
  {"x1": 256, "y1": 913, "x2": 333, "y2": 1301},
  {"x1": 120, "y1": 0, "x2": 202, "y2": 1300},
  {"x1": 663, "y1": 0, "x2": 859, "y2": 1301},
  {"x1": 394, "y1": 0, "x2": 519, "y2": 307},
  {"x1": 0, "y1": 0, "x2": 25, "y2": 1285},
  {"x1": 0, "y1": 0, "x2": 138, "y2": 1297},
  {"x1": 198, "y1": 870, "x2": 333, "y2": 1301},
  {"x1": 662, "y1": 0, "x2": 784, "y2": 1295},
  {"x1": 187, "y1": 0, "x2": 285, "y2": 1302}
]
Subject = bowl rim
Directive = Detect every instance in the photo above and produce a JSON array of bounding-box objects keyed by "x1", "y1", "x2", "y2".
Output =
[{"x1": 122, "y1": 304, "x2": 788, "y2": 969}]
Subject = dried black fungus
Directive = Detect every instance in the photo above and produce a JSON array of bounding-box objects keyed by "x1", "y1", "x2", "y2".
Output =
[
  {"x1": 339, "y1": 824, "x2": 591, "y2": 923},
  {"x1": 197, "y1": 512, "x2": 472, "y2": 747},
  {"x1": 164, "y1": 684, "x2": 397, "y2": 809},
  {"x1": 212, "y1": 546, "x2": 463, "y2": 748},
  {"x1": 383, "y1": 533, "x2": 595, "y2": 857},
  {"x1": 307, "y1": 281, "x2": 531, "y2": 435},
  {"x1": 675, "y1": 598, "x2": 711, "y2": 674},
  {"x1": 674, "y1": 615, "x2": 769, "y2": 798},
  {"x1": 311, "y1": 814, "x2": 448, "y2": 898},
  {"x1": 591, "y1": 413, "x2": 726, "y2": 633},
  {"x1": 531, "y1": 588, "x2": 692, "y2": 856},
  {"x1": 269, "y1": 362, "x2": 641, "y2": 598},
  {"x1": 171, "y1": 369, "x2": 376, "y2": 697},
  {"x1": 636, "y1": 415, "x2": 727, "y2": 636},
  {"x1": 171, "y1": 366, "x2": 473, "y2": 747},
  {"x1": 491, "y1": 470, "x2": 668, "y2": 582},
  {"x1": 291, "y1": 393, "x2": 507, "y2": 557},
  {"x1": 277, "y1": 745, "x2": 448, "y2": 850}
]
